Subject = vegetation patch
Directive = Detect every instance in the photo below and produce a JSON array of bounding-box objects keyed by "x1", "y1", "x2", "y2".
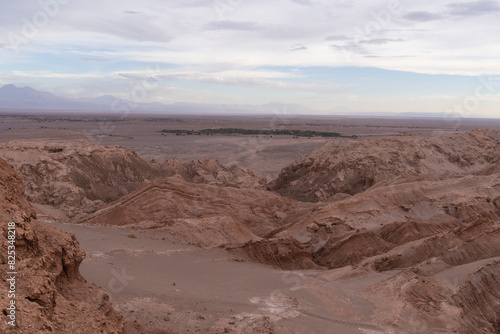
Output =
[{"x1": 160, "y1": 128, "x2": 357, "y2": 138}]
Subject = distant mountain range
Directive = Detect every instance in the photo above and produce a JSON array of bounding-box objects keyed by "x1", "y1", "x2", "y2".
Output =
[
  {"x1": 0, "y1": 84, "x2": 469, "y2": 118},
  {"x1": 0, "y1": 84, "x2": 319, "y2": 115}
]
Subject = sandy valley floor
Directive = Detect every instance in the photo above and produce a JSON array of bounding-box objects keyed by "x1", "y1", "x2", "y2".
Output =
[{"x1": 47, "y1": 221, "x2": 394, "y2": 334}]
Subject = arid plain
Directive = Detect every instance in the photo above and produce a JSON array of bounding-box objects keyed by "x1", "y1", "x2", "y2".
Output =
[
  {"x1": 2, "y1": 113, "x2": 499, "y2": 179},
  {"x1": 2, "y1": 113, "x2": 500, "y2": 334}
]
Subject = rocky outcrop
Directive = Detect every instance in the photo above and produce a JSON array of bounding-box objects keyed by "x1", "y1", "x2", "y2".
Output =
[
  {"x1": 263, "y1": 130, "x2": 500, "y2": 332},
  {"x1": 162, "y1": 157, "x2": 267, "y2": 189},
  {"x1": 0, "y1": 157, "x2": 125, "y2": 333},
  {"x1": 277, "y1": 172, "x2": 497, "y2": 235},
  {"x1": 270, "y1": 128, "x2": 500, "y2": 202},
  {"x1": 0, "y1": 141, "x2": 166, "y2": 219},
  {"x1": 77, "y1": 176, "x2": 318, "y2": 269},
  {"x1": 0, "y1": 141, "x2": 267, "y2": 219},
  {"x1": 368, "y1": 259, "x2": 500, "y2": 334},
  {"x1": 452, "y1": 261, "x2": 500, "y2": 334},
  {"x1": 78, "y1": 176, "x2": 310, "y2": 238},
  {"x1": 241, "y1": 238, "x2": 318, "y2": 270},
  {"x1": 314, "y1": 232, "x2": 393, "y2": 268},
  {"x1": 274, "y1": 173, "x2": 500, "y2": 270},
  {"x1": 136, "y1": 216, "x2": 257, "y2": 248}
]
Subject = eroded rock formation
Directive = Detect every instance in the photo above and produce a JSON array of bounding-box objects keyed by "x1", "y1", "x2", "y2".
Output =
[
  {"x1": 270, "y1": 128, "x2": 500, "y2": 202},
  {"x1": 0, "y1": 157, "x2": 125, "y2": 333},
  {"x1": 4, "y1": 129, "x2": 500, "y2": 333},
  {"x1": 0, "y1": 141, "x2": 266, "y2": 219}
]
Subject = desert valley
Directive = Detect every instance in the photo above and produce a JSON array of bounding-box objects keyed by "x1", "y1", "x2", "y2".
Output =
[
  {"x1": 1, "y1": 113, "x2": 500, "y2": 334},
  {"x1": 3, "y1": 0, "x2": 500, "y2": 332}
]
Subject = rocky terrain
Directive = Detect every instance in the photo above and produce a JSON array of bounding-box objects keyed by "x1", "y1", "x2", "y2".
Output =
[
  {"x1": 75, "y1": 129, "x2": 500, "y2": 333},
  {"x1": 76, "y1": 176, "x2": 311, "y2": 237},
  {"x1": 270, "y1": 128, "x2": 500, "y2": 202},
  {"x1": 2, "y1": 128, "x2": 500, "y2": 333},
  {"x1": 162, "y1": 157, "x2": 267, "y2": 190},
  {"x1": 0, "y1": 157, "x2": 126, "y2": 333},
  {"x1": 0, "y1": 141, "x2": 265, "y2": 220},
  {"x1": 76, "y1": 176, "x2": 318, "y2": 269}
]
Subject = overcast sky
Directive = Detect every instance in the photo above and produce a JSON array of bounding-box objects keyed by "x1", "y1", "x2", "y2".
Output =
[{"x1": 1, "y1": 0, "x2": 500, "y2": 116}]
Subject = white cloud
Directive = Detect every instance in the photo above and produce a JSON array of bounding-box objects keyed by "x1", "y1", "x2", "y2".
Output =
[
  {"x1": 1, "y1": 0, "x2": 500, "y2": 115},
  {"x1": 1, "y1": 0, "x2": 499, "y2": 75},
  {"x1": 204, "y1": 20, "x2": 261, "y2": 31},
  {"x1": 11, "y1": 71, "x2": 103, "y2": 79}
]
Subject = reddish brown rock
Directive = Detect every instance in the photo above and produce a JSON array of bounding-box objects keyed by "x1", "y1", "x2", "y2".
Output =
[
  {"x1": 0, "y1": 141, "x2": 266, "y2": 220},
  {"x1": 270, "y1": 128, "x2": 500, "y2": 202},
  {"x1": 77, "y1": 176, "x2": 309, "y2": 238},
  {"x1": 0, "y1": 157, "x2": 125, "y2": 333}
]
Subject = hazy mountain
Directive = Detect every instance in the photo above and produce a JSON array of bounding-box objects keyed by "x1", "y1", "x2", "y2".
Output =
[
  {"x1": 79, "y1": 95, "x2": 169, "y2": 111},
  {"x1": 0, "y1": 84, "x2": 491, "y2": 118},
  {"x1": 0, "y1": 84, "x2": 322, "y2": 115},
  {"x1": 0, "y1": 84, "x2": 104, "y2": 111},
  {"x1": 0, "y1": 85, "x2": 169, "y2": 112},
  {"x1": 163, "y1": 101, "x2": 318, "y2": 115}
]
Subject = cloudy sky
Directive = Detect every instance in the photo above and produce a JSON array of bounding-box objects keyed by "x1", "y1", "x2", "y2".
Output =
[{"x1": 1, "y1": 0, "x2": 500, "y2": 116}]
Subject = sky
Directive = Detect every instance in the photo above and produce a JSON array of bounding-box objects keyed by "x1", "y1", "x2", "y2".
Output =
[{"x1": 1, "y1": 0, "x2": 500, "y2": 117}]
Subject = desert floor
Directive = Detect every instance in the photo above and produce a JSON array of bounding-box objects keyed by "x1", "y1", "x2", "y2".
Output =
[
  {"x1": 48, "y1": 221, "x2": 390, "y2": 334},
  {"x1": 2, "y1": 113, "x2": 499, "y2": 179}
]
